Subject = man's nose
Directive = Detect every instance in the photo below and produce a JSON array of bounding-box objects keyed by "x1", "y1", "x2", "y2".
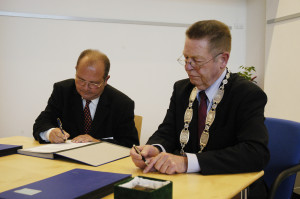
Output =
[
  {"x1": 83, "y1": 82, "x2": 90, "y2": 89},
  {"x1": 185, "y1": 60, "x2": 194, "y2": 70}
]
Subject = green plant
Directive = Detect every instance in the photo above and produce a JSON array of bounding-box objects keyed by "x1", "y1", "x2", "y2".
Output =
[{"x1": 237, "y1": 65, "x2": 257, "y2": 83}]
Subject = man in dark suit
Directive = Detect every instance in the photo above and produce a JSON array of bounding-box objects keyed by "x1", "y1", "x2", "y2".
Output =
[
  {"x1": 130, "y1": 20, "x2": 269, "y2": 198},
  {"x1": 33, "y1": 49, "x2": 139, "y2": 148}
]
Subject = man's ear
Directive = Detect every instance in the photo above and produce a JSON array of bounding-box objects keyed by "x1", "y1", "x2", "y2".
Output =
[
  {"x1": 104, "y1": 75, "x2": 110, "y2": 85},
  {"x1": 219, "y1": 52, "x2": 230, "y2": 69}
]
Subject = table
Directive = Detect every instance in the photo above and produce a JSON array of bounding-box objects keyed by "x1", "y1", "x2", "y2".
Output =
[{"x1": 0, "y1": 136, "x2": 264, "y2": 198}]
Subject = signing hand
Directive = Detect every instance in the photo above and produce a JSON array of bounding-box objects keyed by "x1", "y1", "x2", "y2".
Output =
[
  {"x1": 49, "y1": 128, "x2": 70, "y2": 143},
  {"x1": 71, "y1": 134, "x2": 100, "y2": 143},
  {"x1": 130, "y1": 145, "x2": 160, "y2": 169}
]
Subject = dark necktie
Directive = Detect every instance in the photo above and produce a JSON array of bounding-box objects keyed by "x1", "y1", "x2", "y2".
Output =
[
  {"x1": 198, "y1": 91, "x2": 207, "y2": 143},
  {"x1": 84, "y1": 100, "x2": 92, "y2": 134}
]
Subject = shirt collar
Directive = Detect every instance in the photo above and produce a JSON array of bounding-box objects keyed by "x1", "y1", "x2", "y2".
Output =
[
  {"x1": 197, "y1": 69, "x2": 227, "y2": 104},
  {"x1": 83, "y1": 97, "x2": 100, "y2": 106}
]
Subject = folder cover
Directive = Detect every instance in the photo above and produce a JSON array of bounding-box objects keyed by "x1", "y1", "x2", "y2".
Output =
[
  {"x1": 0, "y1": 168, "x2": 131, "y2": 199},
  {"x1": 0, "y1": 144, "x2": 22, "y2": 157}
]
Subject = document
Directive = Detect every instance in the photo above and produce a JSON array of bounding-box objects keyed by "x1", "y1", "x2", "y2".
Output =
[
  {"x1": 18, "y1": 141, "x2": 130, "y2": 166},
  {"x1": 18, "y1": 140, "x2": 95, "y2": 159},
  {"x1": 0, "y1": 168, "x2": 131, "y2": 199}
]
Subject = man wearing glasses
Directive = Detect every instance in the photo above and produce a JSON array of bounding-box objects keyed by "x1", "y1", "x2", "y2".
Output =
[
  {"x1": 33, "y1": 49, "x2": 139, "y2": 148},
  {"x1": 130, "y1": 20, "x2": 269, "y2": 198}
]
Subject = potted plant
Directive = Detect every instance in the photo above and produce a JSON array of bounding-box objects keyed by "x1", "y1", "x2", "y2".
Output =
[{"x1": 237, "y1": 65, "x2": 257, "y2": 83}]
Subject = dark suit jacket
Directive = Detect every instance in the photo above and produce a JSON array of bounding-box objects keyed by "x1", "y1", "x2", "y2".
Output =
[
  {"x1": 33, "y1": 79, "x2": 139, "y2": 148},
  {"x1": 147, "y1": 73, "x2": 270, "y2": 198}
]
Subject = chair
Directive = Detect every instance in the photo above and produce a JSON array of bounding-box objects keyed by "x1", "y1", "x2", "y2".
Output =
[
  {"x1": 134, "y1": 115, "x2": 143, "y2": 141},
  {"x1": 264, "y1": 117, "x2": 300, "y2": 199}
]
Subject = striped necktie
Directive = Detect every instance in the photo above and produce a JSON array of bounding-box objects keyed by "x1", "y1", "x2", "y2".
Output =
[{"x1": 83, "y1": 100, "x2": 92, "y2": 134}]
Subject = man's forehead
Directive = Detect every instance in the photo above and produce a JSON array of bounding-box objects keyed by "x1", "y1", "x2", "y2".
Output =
[
  {"x1": 183, "y1": 38, "x2": 211, "y2": 56},
  {"x1": 77, "y1": 59, "x2": 104, "y2": 70}
]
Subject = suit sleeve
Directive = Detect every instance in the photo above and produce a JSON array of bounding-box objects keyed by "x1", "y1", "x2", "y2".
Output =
[
  {"x1": 33, "y1": 83, "x2": 63, "y2": 143},
  {"x1": 109, "y1": 98, "x2": 140, "y2": 147},
  {"x1": 147, "y1": 82, "x2": 181, "y2": 151}
]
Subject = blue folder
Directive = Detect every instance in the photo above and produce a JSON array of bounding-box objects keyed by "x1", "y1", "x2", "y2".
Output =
[
  {"x1": 0, "y1": 144, "x2": 22, "y2": 157},
  {"x1": 0, "y1": 168, "x2": 131, "y2": 199}
]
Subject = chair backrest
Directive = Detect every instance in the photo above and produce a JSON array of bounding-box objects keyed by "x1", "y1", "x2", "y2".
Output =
[
  {"x1": 264, "y1": 117, "x2": 300, "y2": 199},
  {"x1": 134, "y1": 115, "x2": 143, "y2": 141}
]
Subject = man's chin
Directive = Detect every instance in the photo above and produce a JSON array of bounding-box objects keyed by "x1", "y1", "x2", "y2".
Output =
[
  {"x1": 80, "y1": 93, "x2": 93, "y2": 100},
  {"x1": 188, "y1": 77, "x2": 198, "y2": 85},
  {"x1": 188, "y1": 78, "x2": 207, "y2": 90},
  {"x1": 81, "y1": 93, "x2": 100, "y2": 101}
]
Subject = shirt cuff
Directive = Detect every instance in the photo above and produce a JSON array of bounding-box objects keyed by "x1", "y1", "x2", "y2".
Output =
[
  {"x1": 186, "y1": 153, "x2": 201, "y2": 173},
  {"x1": 152, "y1": 144, "x2": 166, "y2": 153},
  {"x1": 39, "y1": 128, "x2": 54, "y2": 142}
]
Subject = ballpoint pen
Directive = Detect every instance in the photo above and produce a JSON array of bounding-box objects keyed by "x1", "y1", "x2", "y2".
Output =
[
  {"x1": 133, "y1": 144, "x2": 148, "y2": 165},
  {"x1": 57, "y1": 118, "x2": 67, "y2": 141}
]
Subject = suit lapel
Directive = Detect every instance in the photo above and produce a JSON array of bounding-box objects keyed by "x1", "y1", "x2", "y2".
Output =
[
  {"x1": 90, "y1": 87, "x2": 110, "y2": 137},
  {"x1": 210, "y1": 72, "x2": 233, "y2": 132},
  {"x1": 71, "y1": 88, "x2": 85, "y2": 134}
]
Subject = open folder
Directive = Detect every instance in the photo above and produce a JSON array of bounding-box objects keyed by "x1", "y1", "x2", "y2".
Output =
[{"x1": 18, "y1": 141, "x2": 130, "y2": 166}]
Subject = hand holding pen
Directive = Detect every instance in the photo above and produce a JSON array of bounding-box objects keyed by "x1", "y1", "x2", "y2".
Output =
[
  {"x1": 133, "y1": 144, "x2": 148, "y2": 165},
  {"x1": 56, "y1": 118, "x2": 67, "y2": 142}
]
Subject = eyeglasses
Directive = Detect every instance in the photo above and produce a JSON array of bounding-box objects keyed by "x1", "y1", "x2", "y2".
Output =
[
  {"x1": 75, "y1": 75, "x2": 105, "y2": 89},
  {"x1": 177, "y1": 52, "x2": 223, "y2": 70}
]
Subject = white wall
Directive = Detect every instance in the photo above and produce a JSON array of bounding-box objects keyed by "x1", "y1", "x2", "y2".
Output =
[
  {"x1": 0, "y1": 0, "x2": 258, "y2": 145},
  {"x1": 246, "y1": 0, "x2": 266, "y2": 87},
  {"x1": 264, "y1": 0, "x2": 300, "y2": 122}
]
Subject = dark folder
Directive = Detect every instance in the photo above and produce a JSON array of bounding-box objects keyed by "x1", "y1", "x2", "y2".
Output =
[
  {"x1": 0, "y1": 168, "x2": 131, "y2": 199},
  {"x1": 0, "y1": 144, "x2": 22, "y2": 157}
]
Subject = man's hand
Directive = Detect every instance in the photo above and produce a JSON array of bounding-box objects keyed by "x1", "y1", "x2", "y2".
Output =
[
  {"x1": 71, "y1": 134, "x2": 100, "y2": 143},
  {"x1": 49, "y1": 128, "x2": 70, "y2": 143},
  {"x1": 130, "y1": 145, "x2": 160, "y2": 169},
  {"x1": 144, "y1": 152, "x2": 188, "y2": 174}
]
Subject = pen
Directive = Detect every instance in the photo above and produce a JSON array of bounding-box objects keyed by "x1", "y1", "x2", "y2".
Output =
[
  {"x1": 133, "y1": 144, "x2": 148, "y2": 165},
  {"x1": 57, "y1": 118, "x2": 66, "y2": 141}
]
